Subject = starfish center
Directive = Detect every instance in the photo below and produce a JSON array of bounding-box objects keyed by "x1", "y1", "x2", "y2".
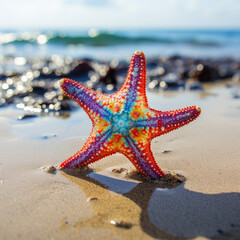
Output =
[
  {"x1": 117, "y1": 119, "x2": 125, "y2": 128},
  {"x1": 111, "y1": 111, "x2": 135, "y2": 136}
]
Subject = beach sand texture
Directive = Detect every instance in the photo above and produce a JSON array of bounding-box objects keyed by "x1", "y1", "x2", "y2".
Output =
[{"x1": 0, "y1": 83, "x2": 240, "y2": 240}]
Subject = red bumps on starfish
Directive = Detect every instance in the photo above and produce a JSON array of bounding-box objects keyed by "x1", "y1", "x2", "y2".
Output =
[{"x1": 59, "y1": 50, "x2": 201, "y2": 179}]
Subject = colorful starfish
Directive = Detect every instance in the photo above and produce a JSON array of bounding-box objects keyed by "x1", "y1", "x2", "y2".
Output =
[{"x1": 59, "y1": 50, "x2": 201, "y2": 179}]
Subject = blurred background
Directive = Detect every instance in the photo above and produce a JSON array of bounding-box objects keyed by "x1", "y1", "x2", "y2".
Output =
[
  {"x1": 1, "y1": 0, "x2": 240, "y2": 59},
  {"x1": 0, "y1": 0, "x2": 240, "y2": 115}
]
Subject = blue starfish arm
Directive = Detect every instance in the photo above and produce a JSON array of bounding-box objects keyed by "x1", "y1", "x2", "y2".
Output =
[
  {"x1": 124, "y1": 137, "x2": 165, "y2": 179},
  {"x1": 59, "y1": 78, "x2": 111, "y2": 118}
]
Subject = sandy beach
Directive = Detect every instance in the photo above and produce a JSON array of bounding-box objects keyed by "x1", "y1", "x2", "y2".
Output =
[
  {"x1": 1, "y1": 0, "x2": 240, "y2": 238},
  {"x1": 0, "y1": 80, "x2": 239, "y2": 240}
]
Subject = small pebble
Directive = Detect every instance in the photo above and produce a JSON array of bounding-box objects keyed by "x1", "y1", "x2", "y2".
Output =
[
  {"x1": 41, "y1": 134, "x2": 57, "y2": 140},
  {"x1": 45, "y1": 166, "x2": 57, "y2": 174},
  {"x1": 162, "y1": 150, "x2": 172, "y2": 153},
  {"x1": 110, "y1": 220, "x2": 133, "y2": 229}
]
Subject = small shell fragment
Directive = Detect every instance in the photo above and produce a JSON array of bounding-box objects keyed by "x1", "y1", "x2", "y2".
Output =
[
  {"x1": 110, "y1": 220, "x2": 133, "y2": 229},
  {"x1": 87, "y1": 197, "x2": 99, "y2": 201}
]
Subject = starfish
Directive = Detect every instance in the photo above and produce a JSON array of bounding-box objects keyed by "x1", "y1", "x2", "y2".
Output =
[{"x1": 59, "y1": 50, "x2": 201, "y2": 179}]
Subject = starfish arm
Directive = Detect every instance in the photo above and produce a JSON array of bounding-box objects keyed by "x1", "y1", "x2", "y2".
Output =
[
  {"x1": 136, "y1": 106, "x2": 201, "y2": 138},
  {"x1": 59, "y1": 129, "x2": 113, "y2": 168},
  {"x1": 124, "y1": 136, "x2": 165, "y2": 179},
  {"x1": 119, "y1": 50, "x2": 148, "y2": 111},
  {"x1": 59, "y1": 78, "x2": 110, "y2": 118}
]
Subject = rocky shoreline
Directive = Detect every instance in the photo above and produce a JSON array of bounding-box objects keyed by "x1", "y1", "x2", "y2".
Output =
[{"x1": 0, "y1": 54, "x2": 240, "y2": 117}]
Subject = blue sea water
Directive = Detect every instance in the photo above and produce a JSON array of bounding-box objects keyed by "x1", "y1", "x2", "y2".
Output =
[{"x1": 0, "y1": 29, "x2": 240, "y2": 59}]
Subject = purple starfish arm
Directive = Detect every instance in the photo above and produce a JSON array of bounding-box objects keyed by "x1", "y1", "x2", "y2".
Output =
[
  {"x1": 60, "y1": 78, "x2": 110, "y2": 118},
  {"x1": 136, "y1": 106, "x2": 201, "y2": 137},
  {"x1": 124, "y1": 137, "x2": 165, "y2": 179},
  {"x1": 60, "y1": 129, "x2": 113, "y2": 168}
]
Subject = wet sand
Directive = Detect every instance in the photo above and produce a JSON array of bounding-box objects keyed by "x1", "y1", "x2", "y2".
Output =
[{"x1": 0, "y1": 82, "x2": 240, "y2": 240}]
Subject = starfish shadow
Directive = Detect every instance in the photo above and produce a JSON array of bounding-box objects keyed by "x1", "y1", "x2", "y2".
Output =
[{"x1": 61, "y1": 168, "x2": 240, "y2": 239}]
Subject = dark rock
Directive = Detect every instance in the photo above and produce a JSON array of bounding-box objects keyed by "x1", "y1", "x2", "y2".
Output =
[
  {"x1": 161, "y1": 73, "x2": 184, "y2": 90},
  {"x1": 169, "y1": 55, "x2": 182, "y2": 61},
  {"x1": 99, "y1": 66, "x2": 117, "y2": 86},
  {"x1": 60, "y1": 100, "x2": 79, "y2": 111},
  {"x1": 32, "y1": 86, "x2": 48, "y2": 95},
  {"x1": 189, "y1": 64, "x2": 216, "y2": 82},
  {"x1": 0, "y1": 75, "x2": 7, "y2": 81},
  {"x1": 67, "y1": 60, "x2": 93, "y2": 77},
  {"x1": 217, "y1": 65, "x2": 234, "y2": 79}
]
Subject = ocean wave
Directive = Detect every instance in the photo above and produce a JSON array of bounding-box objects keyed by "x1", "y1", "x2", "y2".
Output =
[{"x1": 0, "y1": 32, "x2": 221, "y2": 47}]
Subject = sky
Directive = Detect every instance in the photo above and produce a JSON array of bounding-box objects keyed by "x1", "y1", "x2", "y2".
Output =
[{"x1": 0, "y1": 0, "x2": 240, "y2": 30}]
